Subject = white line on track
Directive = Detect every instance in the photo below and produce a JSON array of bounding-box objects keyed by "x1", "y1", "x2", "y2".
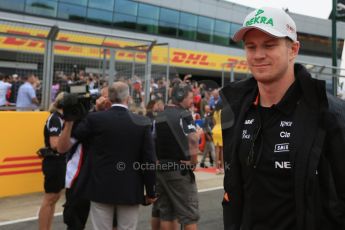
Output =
[
  {"x1": 198, "y1": 186, "x2": 223, "y2": 193},
  {"x1": 0, "y1": 186, "x2": 223, "y2": 226},
  {"x1": 0, "y1": 212, "x2": 62, "y2": 226}
]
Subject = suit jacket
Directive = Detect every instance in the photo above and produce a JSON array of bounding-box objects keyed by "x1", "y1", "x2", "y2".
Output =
[{"x1": 73, "y1": 105, "x2": 156, "y2": 204}]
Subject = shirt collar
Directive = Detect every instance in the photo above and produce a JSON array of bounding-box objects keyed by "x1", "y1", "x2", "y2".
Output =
[
  {"x1": 111, "y1": 104, "x2": 128, "y2": 109},
  {"x1": 274, "y1": 80, "x2": 301, "y2": 115},
  {"x1": 252, "y1": 80, "x2": 302, "y2": 116}
]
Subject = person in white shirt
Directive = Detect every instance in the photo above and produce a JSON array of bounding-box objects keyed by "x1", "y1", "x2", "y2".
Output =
[{"x1": 0, "y1": 73, "x2": 11, "y2": 106}]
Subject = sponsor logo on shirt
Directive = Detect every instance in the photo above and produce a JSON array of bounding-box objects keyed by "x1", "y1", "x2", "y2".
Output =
[
  {"x1": 244, "y1": 119, "x2": 254, "y2": 125},
  {"x1": 242, "y1": 129, "x2": 251, "y2": 139},
  {"x1": 275, "y1": 161, "x2": 291, "y2": 169},
  {"x1": 280, "y1": 131, "x2": 290, "y2": 138},
  {"x1": 280, "y1": 121, "x2": 292, "y2": 127},
  {"x1": 188, "y1": 124, "x2": 196, "y2": 130},
  {"x1": 274, "y1": 143, "x2": 289, "y2": 152},
  {"x1": 49, "y1": 127, "x2": 58, "y2": 132}
]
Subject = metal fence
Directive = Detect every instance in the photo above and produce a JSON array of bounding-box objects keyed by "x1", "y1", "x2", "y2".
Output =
[
  {"x1": 299, "y1": 61, "x2": 345, "y2": 99},
  {"x1": 221, "y1": 60, "x2": 345, "y2": 100},
  {"x1": 0, "y1": 18, "x2": 176, "y2": 111},
  {"x1": 221, "y1": 61, "x2": 250, "y2": 87}
]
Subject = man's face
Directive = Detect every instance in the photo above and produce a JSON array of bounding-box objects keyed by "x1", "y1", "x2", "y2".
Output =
[
  {"x1": 204, "y1": 105, "x2": 211, "y2": 113},
  {"x1": 180, "y1": 92, "x2": 194, "y2": 109},
  {"x1": 156, "y1": 101, "x2": 164, "y2": 112},
  {"x1": 28, "y1": 75, "x2": 36, "y2": 84},
  {"x1": 244, "y1": 29, "x2": 299, "y2": 84},
  {"x1": 212, "y1": 89, "x2": 219, "y2": 99}
]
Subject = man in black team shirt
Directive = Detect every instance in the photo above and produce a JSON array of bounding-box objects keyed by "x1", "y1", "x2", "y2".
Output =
[
  {"x1": 152, "y1": 83, "x2": 200, "y2": 230},
  {"x1": 221, "y1": 7, "x2": 345, "y2": 230}
]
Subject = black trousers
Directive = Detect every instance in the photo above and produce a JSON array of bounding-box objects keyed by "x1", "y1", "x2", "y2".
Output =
[
  {"x1": 63, "y1": 188, "x2": 90, "y2": 230},
  {"x1": 63, "y1": 187, "x2": 118, "y2": 229}
]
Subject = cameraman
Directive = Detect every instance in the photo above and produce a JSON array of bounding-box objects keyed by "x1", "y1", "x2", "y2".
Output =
[
  {"x1": 58, "y1": 82, "x2": 156, "y2": 230},
  {"x1": 63, "y1": 86, "x2": 115, "y2": 230},
  {"x1": 38, "y1": 92, "x2": 66, "y2": 230}
]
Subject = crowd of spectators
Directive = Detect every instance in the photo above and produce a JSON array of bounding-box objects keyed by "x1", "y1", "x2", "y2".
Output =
[{"x1": 1, "y1": 70, "x2": 223, "y2": 171}]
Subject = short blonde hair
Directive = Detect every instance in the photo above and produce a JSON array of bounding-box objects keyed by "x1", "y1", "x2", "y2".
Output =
[{"x1": 49, "y1": 92, "x2": 65, "y2": 113}]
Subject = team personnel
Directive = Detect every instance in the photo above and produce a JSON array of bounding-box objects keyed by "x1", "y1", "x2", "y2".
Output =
[
  {"x1": 221, "y1": 7, "x2": 345, "y2": 230},
  {"x1": 38, "y1": 92, "x2": 66, "y2": 230},
  {"x1": 58, "y1": 82, "x2": 156, "y2": 230},
  {"x1": 153, "y1": 83, "x2": 200, "y2": 230}
]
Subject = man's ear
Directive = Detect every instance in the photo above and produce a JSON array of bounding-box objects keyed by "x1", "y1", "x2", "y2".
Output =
[
  {"x1": 289, "y1": 41, "x2": 300, "y2": 61},
  {"x1": 125, "y1": 96, "x2": 130, "y2": 105}
]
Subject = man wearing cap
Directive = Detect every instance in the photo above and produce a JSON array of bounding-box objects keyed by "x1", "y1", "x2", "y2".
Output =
[{"x1": 221, "y1": 7, "x2": 345, "y2": 230}]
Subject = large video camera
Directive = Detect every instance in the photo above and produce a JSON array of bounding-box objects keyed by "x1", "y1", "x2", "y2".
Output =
[{"x1": 59, "y1": 84, "x2": 93, "y2": 121}]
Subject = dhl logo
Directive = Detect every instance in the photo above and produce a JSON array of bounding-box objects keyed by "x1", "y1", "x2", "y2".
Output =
[
  {"x1": 0, "y1": 155, "x2": 42, "y2": 176},
  {"x1": 0, "y1": 26, "x2": 249, "y2": 73},
  {"x1": 1, "y1": 25, "x2": 140, "y2": 48},
  {"x1": 172, "y1": 52, "x2": 213, "y2": 66},
  {"x1": 225, "y1": 58, "x2": 249, "y2": 70},
  {"x1": 170, "y1": 52, "x2": 248, "y2": 71},
  {"x1": 2, "y1": 36, "x2": 72, "y2": 51},
  {"x1": 1, "y1": 37, "x2": 146, "y2": 51},
  {"x1": 0, "y1": 24, "x2": 49, "y2": 37}
]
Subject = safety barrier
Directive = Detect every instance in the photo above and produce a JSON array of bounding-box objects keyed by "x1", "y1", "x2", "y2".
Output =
[{"x1": 0, "y1": 111, "x2": 49, "y2": 197}]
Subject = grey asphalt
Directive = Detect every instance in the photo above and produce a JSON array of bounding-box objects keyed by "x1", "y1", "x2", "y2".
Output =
[{"x1": 0, "y1": 189, "x2": 224, "y2": 230}]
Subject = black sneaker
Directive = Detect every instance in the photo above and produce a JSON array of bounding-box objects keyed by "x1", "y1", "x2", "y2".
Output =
[{"x1": 200, "y1": 163, "x2": 208, "y2": 168}]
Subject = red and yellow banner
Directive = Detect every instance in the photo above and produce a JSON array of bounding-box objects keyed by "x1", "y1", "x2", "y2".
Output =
[
  {"x1": 0, "y1": 25, "x2": 249, "y2": 73},
  {"x1": 0, "y1": 112, "x2": 49, "y2": 197}
]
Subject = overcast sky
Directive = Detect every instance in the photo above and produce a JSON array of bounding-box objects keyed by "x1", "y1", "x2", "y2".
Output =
[{"x1": 225, "y1": 0, "x2": 332, "y2": 19}]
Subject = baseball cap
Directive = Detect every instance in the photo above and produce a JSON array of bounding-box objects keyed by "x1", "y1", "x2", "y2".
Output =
[{"x1": 233, "y1": 7, "x2": 297, "y2": 42}]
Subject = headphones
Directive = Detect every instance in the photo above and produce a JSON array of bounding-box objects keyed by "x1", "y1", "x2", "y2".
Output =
[{"x1": 172, "y1": 84, "x2": 191, "y2": 103}]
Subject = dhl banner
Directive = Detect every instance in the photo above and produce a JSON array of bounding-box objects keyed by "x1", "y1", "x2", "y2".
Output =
[
  {"x1": 0, "y1": 25, "x2": 249, "y2": 73},
  {"x1": 0, "y1": 112, "x2": 49, "y2": 197}
]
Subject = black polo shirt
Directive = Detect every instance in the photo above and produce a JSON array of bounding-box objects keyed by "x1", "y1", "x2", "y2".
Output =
[
  {"x1": 155, "y1": 105, "x2": 197, "y2": 162},
  {"x1": 44, "y1": 111, "x2": 64, "y2": 148},
  {"x1": 238, "y1": 80, "x2": 302, "y2": 230}
]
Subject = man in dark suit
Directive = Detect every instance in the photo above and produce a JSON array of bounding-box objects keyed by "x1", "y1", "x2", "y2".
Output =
[{"x1": 58, "y1": 81, "x2": 156, "y2": 230}]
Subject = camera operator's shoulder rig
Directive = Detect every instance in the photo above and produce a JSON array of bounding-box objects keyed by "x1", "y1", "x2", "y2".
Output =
[
  {"x1": 155, "y1": 106, "x2": 190, "y2": 161},
  {"x1": 128, "y1": 112, "x2": 152, "y2": 127}
]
